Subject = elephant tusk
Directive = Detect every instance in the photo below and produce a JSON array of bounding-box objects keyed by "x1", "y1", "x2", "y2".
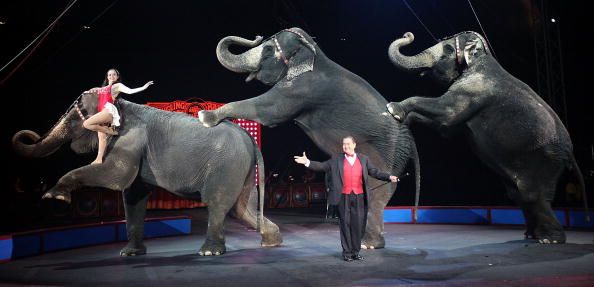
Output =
[{"x1": 245, "y1": 72, "x2": 257, "y2": 82}]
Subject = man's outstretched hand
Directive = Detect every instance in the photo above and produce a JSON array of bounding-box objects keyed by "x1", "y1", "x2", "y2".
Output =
[{"x1": 294, "y1": 152, "x2": 309, "y2": 165}]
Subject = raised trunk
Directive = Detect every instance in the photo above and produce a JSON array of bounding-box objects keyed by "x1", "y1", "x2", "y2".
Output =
[
  {"x1": 12, "y1": 121, "x2": 70, "y2": 158},
  {"x1": 216, "y1": 35, "x2": 264, "y2": 73},
  {"x1": 388, "y1": 32, "x2": 437, "y2": 73}
]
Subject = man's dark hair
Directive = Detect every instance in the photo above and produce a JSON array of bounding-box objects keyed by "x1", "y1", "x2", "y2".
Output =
[{"x1": 343, "y1": 136, "x2": 356, "y2": 144}]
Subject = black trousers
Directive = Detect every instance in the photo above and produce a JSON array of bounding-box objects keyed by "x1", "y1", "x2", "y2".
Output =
[
  {"x1": 328, "y1": 204, "x2": 339, "y2": 218},
  {"x1": 338, "y1": 192, "x2": 365, "y2": 257}
]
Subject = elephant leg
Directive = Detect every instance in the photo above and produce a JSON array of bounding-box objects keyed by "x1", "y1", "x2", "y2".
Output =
[
  {"x1": 198, "y1": 110, "x2": 221, "y2": 128},
  {"x1": 506, "y1": 157, "x2": 566, "y2": 243},
  {"x1": 120, "y1": 187, "x2": 151, "y2": 256},
  {"x1": 42, "y1": 160, "x2": 137, "y2": 203},
  {"x1": 199, "y1": 186, "x2": 238, "y2": 256},
  {"x1": 234, "y1": 183, "x2": 282, "y2": 248},
  {"x1": 386, "y1": 102, "x2": 407, "y2": 122},
  {"x1": 391, "y1": 93, "x2": 477, "y2": 128},
  {"x1": 519, "y1": 202, "x2": 538, "y2": 240},
  {"x1": 505, "y1": 182, "x2": 538, "y2": 239},
  {"x1": 525, "y1": 181, "x2": 565, "y2": 243},
  {"x1": 518, "y1": 202, "x2": 538, "y2": 239},
  {"x1": 528, "y1": 199, "x2": 565, "y2": 244},
  {"x1": 200, "y1": 205, "x2": 230, "y2": 256},
  {"x1": 199, "y1": 91, "x2": 291, "y2": 128},
  {"x1": 404, "y1": 111, "x2": 438, "y2": 128},
  {"x1": 391, "y1": 107, "x2": 449, "y2": 136},
  {"x1": 361, "y1": 182, "x2": 396, "y2": 249}
]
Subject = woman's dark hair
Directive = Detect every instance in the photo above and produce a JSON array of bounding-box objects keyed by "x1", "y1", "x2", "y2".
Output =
[{"x1": 101, "y1": 68, "x2": 121, "y2": 86}]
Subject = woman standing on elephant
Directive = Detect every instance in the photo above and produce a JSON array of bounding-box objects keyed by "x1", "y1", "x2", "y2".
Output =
[{"x1": 82, "y1": 68, "x2": 153, "y2": 164}]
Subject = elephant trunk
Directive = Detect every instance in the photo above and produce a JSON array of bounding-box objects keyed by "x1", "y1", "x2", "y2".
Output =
[
  {"x1": 12, "y1": 120, "x2": 70, "y2": 158},
  {"x1": 388, "y1": 32, "x2": 437, "y2": 72},
  {"x1": 216, "y1": 35, "x2": 264, "y2": 74}
]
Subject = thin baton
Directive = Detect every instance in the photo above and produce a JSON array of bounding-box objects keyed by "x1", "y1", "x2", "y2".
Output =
[{"x1": 369, "y1": 172, "x2": 408, "y2": 191}]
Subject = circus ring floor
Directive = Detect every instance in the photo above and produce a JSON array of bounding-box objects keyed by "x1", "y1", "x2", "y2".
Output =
[{"x1": 1, "y1": 207, "x2": 593, "y2": 287}]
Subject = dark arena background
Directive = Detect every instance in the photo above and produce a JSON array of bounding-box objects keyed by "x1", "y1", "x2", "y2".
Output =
[{"x1": 1, "y1": 1, "x2": 593, "y2": 286}]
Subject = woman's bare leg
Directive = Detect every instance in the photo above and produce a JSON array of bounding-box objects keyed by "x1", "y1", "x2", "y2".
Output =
[
  {"x1": 84, "y1": 110, "x2": 116, "y2": 164},
  {"x1": 83, "y1": 110, "x2": 117, "y2": 135},
  {"x1": 91, "y1": 131, "x2": 108, "y2": 164}
]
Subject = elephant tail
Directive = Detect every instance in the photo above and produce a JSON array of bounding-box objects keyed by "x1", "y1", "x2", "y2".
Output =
[
  {"x1": 255, "y1": 141, "x2": 266, "y2": 232},
  {"x1": 569, "y1": 154, "x2": 589, "y2": 222},
  {"x1": 410, "y1": 134, "x2": 421, "y2": 222}
]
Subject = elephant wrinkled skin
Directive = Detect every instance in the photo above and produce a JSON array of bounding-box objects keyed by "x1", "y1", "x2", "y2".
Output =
[
  {"x1": 13, "y1": 94, "x2": 282, "y2": 255},
  {"x1": 386, "y1": 31, "x2": 588, "y2": 243},
  {"x1": 199, "y1": 28, "x2": 420, "y2": 249}
]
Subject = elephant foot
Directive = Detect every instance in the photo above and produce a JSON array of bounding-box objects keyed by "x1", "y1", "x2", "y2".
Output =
[
  {"x1": 386, "y1": 102, "x2": 406, "y2": 122},
  {"x1": 361, "y1": 236, "x2": 385, "y2": 250},
  {"x1": 199, "y1": 241, "x2": 226, "y2": 256},
  {"x1": 524, "y1": 230, "x2": 537, "y2": 240},
  {"x1": 538, "y1": 238, "x2": 563, "y2": 244},
  {"x1": 198, "y1": 110, "x2": 219, "y2": 128},
  {"x1": 260, "y1": 229, "x2": 283, "y2": 247},
  {"x1": 537, "y1": 232, "x2": 566, "y2": 244},
  {"x1": 42, "y1": 190, "x2": 71, "y2": 204},
  {"x1": 120, "y1": 244, "x2": 147, "y2": 256},
  {"x1": 525, "y1": 227, "x2": 566, "y2": 244}
]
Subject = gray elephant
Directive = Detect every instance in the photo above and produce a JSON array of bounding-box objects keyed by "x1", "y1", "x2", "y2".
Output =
[
  {"x1": 12, "y1": 93, "x2": 282, "y2": 255},
  {"x1": 198, "y1": 28, "x2": 420, "y2": 249},
  {"x1": 386, "y1": 31, "x2": 587, "y2": 243}
]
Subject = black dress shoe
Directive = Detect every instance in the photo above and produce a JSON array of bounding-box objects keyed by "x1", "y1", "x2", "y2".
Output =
[
  {"x1": 352, "y1": 254, "x2": 363, "y2": 260},
  {"x1": 343, "y1": 256, "x2": 353, "y2": 262}
]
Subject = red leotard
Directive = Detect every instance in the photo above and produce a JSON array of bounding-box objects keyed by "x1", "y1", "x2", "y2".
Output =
[{"x1": 97, "y1": 85, "x2": 113, "y2": 112}]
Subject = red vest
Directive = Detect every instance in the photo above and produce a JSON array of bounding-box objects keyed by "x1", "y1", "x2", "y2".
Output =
[
  {"x1": 97, "y1": 84, "x2": 113, "y2": 112},
  {"x1": 342, "y1": 157, "x2": 364, "y2": 194}
]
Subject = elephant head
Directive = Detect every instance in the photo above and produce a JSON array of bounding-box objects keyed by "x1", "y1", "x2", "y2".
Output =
[
  {"x1": 388, "y1": 31, "x2": 491, "y2": 86},
  {"x1": 216, "y1": 27, "x2": 317, "y2": 85},
  {"x1": 12, "y1": 93, "x2": 101, "y2": 158}
]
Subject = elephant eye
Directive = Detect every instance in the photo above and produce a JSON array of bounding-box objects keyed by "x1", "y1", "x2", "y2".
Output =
[
  {"x1": 262, "y1": 46, "x2": 274, "y2": 56},
  {"x1": 444, "y1": 44, "x2": 455, "y2": 54}
]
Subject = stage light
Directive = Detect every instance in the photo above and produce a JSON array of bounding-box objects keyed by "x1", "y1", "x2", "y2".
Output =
[
  {"x1": 0, "y1": 21, "x2": 6, "y2": 25},
  {"x1": 83, "y1": 25, "x2": 91, "y2": 29},
  {"x1": 550, "y1": 18, "x2": 556, "y2": 23}
]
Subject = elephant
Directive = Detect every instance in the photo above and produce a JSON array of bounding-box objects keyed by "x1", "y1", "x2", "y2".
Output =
[
  {"x1": 12, "y1": 93, "x2": 282, "y2": 256},
  {"x1": 386, "y1": 31, "x2": 588, "y2": 243},
  {"x1": 198, "y1": 27, "x2": 420, "y2": 249}
]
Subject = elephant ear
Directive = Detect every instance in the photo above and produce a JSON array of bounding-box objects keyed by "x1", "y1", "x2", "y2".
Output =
[
  {"x1": 462, "y1": 37, "x2": 484, "y2": 66},
  {"x1": 80, "y1": 92, "x2": 100, "y2": 114},
  {"x1": 286, "y1": 45, "x2": 315, "y2": 81},
  {"x1": 70, "y1": 93, "x2": 100, "y2": 154},
  {"x1": 284, "y1": 29, "x2": 317, "y2": 81},
  {"x1": 70, "y1": 133, "x2": 97, "y2": 154}
]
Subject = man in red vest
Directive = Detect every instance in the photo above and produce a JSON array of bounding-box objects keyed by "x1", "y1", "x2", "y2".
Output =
[{"x1": 294, "y1": 136, "x2": 398, "y2": 261}]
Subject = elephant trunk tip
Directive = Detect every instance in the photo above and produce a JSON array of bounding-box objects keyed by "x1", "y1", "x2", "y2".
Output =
[
  {"x1": 12, "y1": 130, "x2": 41, "y2": 145},
  {"x1": 216, "y1": 35, "x2": 264, "y2": 74},
  {"x1": 403, "y1": 32, "x2": 414, "y2": 41},
  {"x1": 12, "y1": 129, "x2": 65, "y2": 158},
  {"x1": 388, "y1": 31, "x2": 435, "y2": 72}
]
